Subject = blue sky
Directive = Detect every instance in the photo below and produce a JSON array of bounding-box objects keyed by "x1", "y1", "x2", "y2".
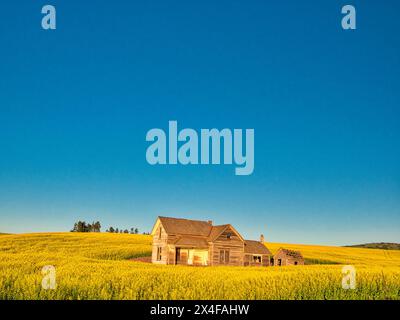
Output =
[{"x1": 0, "y1": 1, "x2": 399, "y2": 245}]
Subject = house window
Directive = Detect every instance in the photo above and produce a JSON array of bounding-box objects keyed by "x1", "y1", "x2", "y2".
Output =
[
  {"x1": 294, "y1": 261, "x2": 298, "y2": 265},
  {"x1": 156, "y1": 247, "x2": 162, "y2": 261},
  {"x1": 226, "y1": 232, "x2": 232, "y2": 240},
  {"x1": 253, "y1": 255, "x2": 262, "y2": 263},
  {"x1": 219, "y1": 249, "x2": 230, "y2": 264},
  {"x1": 277, "y1": 259, "x2": 282, "y2": 266},
  {"x1": 158, "y1": 227, "x2": 162, "y2": 239}
]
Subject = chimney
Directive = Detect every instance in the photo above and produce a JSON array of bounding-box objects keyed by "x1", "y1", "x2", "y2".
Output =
[
  {"x1": 260, "y1": 234, "x2": 265, "y2": 243},
  {"x1": 207, "y1": 220, "x2": 213, "y2": 225}
]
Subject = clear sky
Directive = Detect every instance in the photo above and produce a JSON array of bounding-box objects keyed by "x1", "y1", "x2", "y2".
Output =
[{"x1": 0, "y1": 1, "x2": 399, "y2": 245}]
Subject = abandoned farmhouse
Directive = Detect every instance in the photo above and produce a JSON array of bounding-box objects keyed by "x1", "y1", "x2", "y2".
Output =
[{"x1": 150, "y1": 216, "x2": 304, "y2": 267}]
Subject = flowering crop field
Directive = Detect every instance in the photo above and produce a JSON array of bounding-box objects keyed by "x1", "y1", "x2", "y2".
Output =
[{"x1": 0, "y1": 233, "x2": 399, "y2": 300}]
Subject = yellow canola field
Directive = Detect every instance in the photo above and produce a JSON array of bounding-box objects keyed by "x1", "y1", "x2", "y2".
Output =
[{"x1": 0, "y1": 232, "x2": 399, "y2": 300}]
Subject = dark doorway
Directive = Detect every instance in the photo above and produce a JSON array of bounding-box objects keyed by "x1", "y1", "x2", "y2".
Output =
[{"x1": 175, "y1": 248, "x2": 181, "y2": 264}]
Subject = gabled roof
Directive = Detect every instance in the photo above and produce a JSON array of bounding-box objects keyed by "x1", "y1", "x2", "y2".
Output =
[
  {"x1": 244, "y1": 240, "x2": 272, "y2": 255},
  {"x1": 155, "y1": 216, "x2": 213, "y2": 237},
  {"x1": 151, "y1": 216, "x2": 246, "y2": 245},
  {"x1": 154, "y1": 216, "x2": 245, "y2": 240},
  {"x1": 207, "y1": 224, "x2": 229, "y2": 241},
  {"x1": 275, "y1": 248, "x2": 303, "y2": 259},
  {"x1": 207, "y1": 224, "x2": 245, "y2": 242}
]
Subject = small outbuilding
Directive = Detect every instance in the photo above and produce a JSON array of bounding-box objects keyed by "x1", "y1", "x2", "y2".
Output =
[{"x1": 273, "y1": 248, "x2": 304, "y2": 266}]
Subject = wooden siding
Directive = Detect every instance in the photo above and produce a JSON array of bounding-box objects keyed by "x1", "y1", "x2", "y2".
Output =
[
  {"x1": 244, "y1": 254, "x2": 270, "y2": 267},
  {"x1": 151, "y1": 224, "x2": 169, "y2": 264},
  {"x1": 274, "y1": 251, "x2": 304, "y2": 266},
  {"x1": 210, "y1": 226, "x2": 244, "y2": 266}
]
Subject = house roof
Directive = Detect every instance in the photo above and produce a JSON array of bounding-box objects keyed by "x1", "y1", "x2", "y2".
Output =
[
  {"x1": 207, "y1": 224, "x2": 230, "y2": 241},
  {"x1": 156, "y1": 217, "x2": 244, "y2": 240},
  {"x1": 158, "y1": 216, "x2": 213, "y2": 237},
  {"x1": 244, "y1": 240, "x2": 272, "y2": 255},
  {"x1": 275, "y1": 248, "x2": 304, "y2": 259},
  {"x1": 153, "y1": 216, "x2": 258, "y2": 250},
  {"x1": 173, "y1": 236, "x2": 209, "y2": 248}
]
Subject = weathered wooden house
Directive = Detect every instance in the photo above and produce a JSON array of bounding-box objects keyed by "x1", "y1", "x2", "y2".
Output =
[
  {"x1": 273, "y1": 248, "x2": 304, "y2": 266},
  {"x1": 151, "y1": 216, "x2": 271, "y2": 266}
]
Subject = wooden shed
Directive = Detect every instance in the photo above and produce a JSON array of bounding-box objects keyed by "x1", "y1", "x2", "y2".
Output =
[{"x1": 273, "y1": 248, "x2": 304, "y2": 266}]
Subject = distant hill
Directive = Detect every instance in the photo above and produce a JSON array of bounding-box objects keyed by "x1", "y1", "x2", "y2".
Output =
[{"x1": 345, "y1": 243, "x2": 400, "y2": 250}]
